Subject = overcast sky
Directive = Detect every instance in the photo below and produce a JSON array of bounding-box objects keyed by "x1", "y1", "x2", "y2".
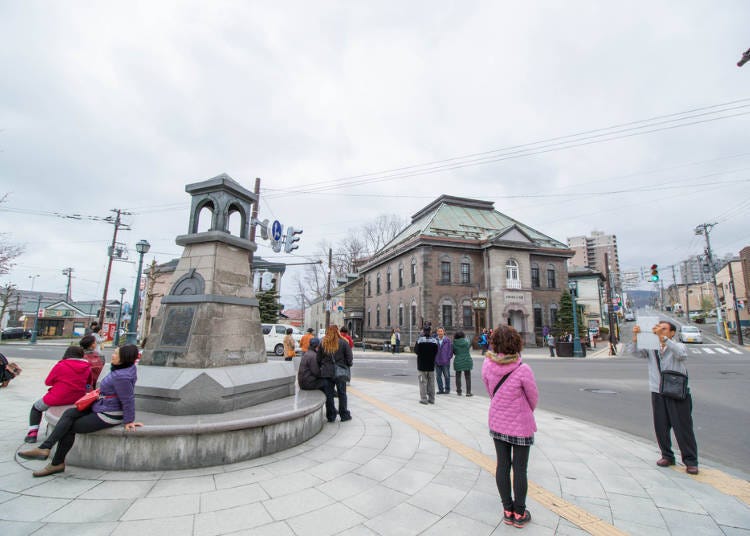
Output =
[{"x1": 1, "y1": 1, "x2": 748, "y2": 311}]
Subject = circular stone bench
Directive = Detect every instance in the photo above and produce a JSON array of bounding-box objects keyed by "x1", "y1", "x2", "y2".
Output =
[{"x1": 45, "y1": 389, "x2": 325, "y2": 471}]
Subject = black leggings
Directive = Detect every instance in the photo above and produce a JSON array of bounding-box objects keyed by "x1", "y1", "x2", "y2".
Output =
[
  {"x1": 493, "y1": 438, "x2": 531, "y2": 514},
  {"x1": 39, "y1": 407, "x2": 117, "y2": 465}
]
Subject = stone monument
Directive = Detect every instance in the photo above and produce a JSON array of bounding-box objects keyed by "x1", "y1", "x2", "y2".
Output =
[{"x1": 48, "y1": 174, "x2": 324, "y2": 470}]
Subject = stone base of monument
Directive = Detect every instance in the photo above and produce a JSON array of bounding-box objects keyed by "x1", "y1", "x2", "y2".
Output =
[{"x1": 45, "y1": 389, "x2": 325, "y2": 471}]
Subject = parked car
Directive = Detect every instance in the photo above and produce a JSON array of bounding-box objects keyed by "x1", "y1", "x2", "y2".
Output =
[
  {"x1": 624, "y1": 311, "x2": 635, "y2": 322},
  {"x1": 1, "y1": 327, "x2": 32, "y2": 340},
  {"x1": 262, "y1": 323, "x2": 303, "y2": 356},
  {"x1": 679, "y1": 325, "x2": 703, "y2": 344}
]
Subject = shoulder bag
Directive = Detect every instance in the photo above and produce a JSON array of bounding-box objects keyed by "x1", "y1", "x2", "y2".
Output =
[
  {"x1": 492, "y1": 368, "x2": 517, "y2": 397},
  {"x1": 655, "y1": 350, "x2": 688, "y2": 401},
  {"x1": 332, "y1": 354, "x2": 351, "y2": 383}
]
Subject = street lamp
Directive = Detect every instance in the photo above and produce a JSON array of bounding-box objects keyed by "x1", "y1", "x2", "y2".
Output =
[
  {"x1": 114, "y1": 287, "x2": 127, "y2": 346},
  {"x1": 126, "y1": 240, "x2": 150, "y2": 345},
  {"x1": 28, "y1": 274, "x2": 40, "y2": 291},
  {"x1": 568, "y1": 281, "x2": 584, "y2": 357},
  {"x1": 29, "y1": 294, "x2": 42, "y2": 345}
]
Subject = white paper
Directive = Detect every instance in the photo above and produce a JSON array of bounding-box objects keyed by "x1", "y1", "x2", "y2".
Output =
[{"x1": 636, "y1": 316, "x2": 661, "y2": 350}]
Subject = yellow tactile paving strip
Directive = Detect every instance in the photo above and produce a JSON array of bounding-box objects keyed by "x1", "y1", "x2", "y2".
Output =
[
  {"x1": 672, "y1": 465, "x2": 750, "y2": 506},
  {"x1": 349, "y1": 386, "x2": 629, "y2": 536}
]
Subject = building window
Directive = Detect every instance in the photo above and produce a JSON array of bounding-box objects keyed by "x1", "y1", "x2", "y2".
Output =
[
  {"x1": 398, "y1": 304, "x2": 404, "y2": 326},
  {"x1": 376, "y1": 305, "x2": 381, "y2": 327},
  {"x1": 386, "y1": 269, "x2": 392, "y2": 292},
  {"x1": 367, "y1": 308, "x2": 371, "y2": 327},
  {"x1": 411, "y1": 303, "x2": 417, "y2": 326},
  {"x1": 531, "y1": 263, "x2": 540, "y2": 288},
  {"x1": 442, "y1": 304, "x2": 453, "y2": 327},
  {"x1": 550, "y1": 305, "x2": 558, "y2": 326},
  {"x1": 506, "y1": 259, "x2": 520, "y2": 289},
  {"x1": 533, "y1": 305, "x2": 543, "y2": 331},
  {"x1": 441, "y1": 261, "x2": 451, "y2": 283},
  {"x1": 387, "y1": 305, "x2": 391, "y2": 326},
  {"x1": 411, "y1": 259, "x2": 417, "y2": 284},
  {"x1": 376, "y1": 273, "x2": 381, "y2": 294},
  {"x1": 460, "y1": 263, "x2": 471, "y2": 284},
  {"x1": 547, "y1": 264, "x2": 556, "y2": 289},
  {"x1": 462, "y1": 305, "x2": 473, "y2": 327},
  {"x1": 398, "y1": 266, "x2": 404, "y2": 288},
  {"x1": 367, "y1": 279, "x2": 371, "y2": 297}
]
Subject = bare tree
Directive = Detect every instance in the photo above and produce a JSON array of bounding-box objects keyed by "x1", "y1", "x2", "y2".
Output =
[
  {"x1": 0, "y1": 195, "x2": 23, "y2": 275},
  {"x1": 361, "y1": 214, "x2": 406, "y2": 254},
  {"x1": 0, "y1": 283, "x2": 17, "y2": 325}
]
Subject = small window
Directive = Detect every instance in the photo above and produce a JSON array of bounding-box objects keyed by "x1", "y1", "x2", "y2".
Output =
[
  {"x1": 386, "y1": 270, "x2": 392, "y2": 292},
  {"x1": 367, "y1": 309, "x2": 371, "y2": 327},
  {"x1": 387, "y1": 305, "x2": 391, "y2": 326},
  {"x1": 533, "y1": 306, "x2": 543, "y2": 330},
  {"x1": 262, "y1": 325, "x2": 272, "y2": 335},
  {"x1": 531, "y1": 264, "x2": 540, "y2": 288},
  {"x1": 376, "y1": 306, "x2": 381, "y2": 327},
  {"x1": 462, "y1": 305, "x2": 473, "y2": 327},
  {"x1": 411, "y1": 259, "x2": 417, "y2": 284},
  {"x1": 367, "y1": 279, "x2": 371, "y2": 297},
  {"x1": 411, "y1": 303, "x2": 417, "y2": 326},
  {"x1": 547, "y1": 265, "x2": 556, "y2": 289},
  {"x1": 376, "y1": 273, "x2": 381, "y2": 294},
  {"x1": 460, "y1": 263, "x2": 471, "y2": 284},
  {"x1": 398, "y1": 304, "x2": 404, "y2": 326},
  {"x1": 550, "y1": 305, "x2": 558, "y2": 326},
  {"x1": 442, "y1": 304, "x2": 453, "y2": 327},
  {"x1": 398, "y1": 267, "x2": 404, "y2": 288},
  {"x1": 441, "y1": 261, "x2": 451, "y2": 283}
]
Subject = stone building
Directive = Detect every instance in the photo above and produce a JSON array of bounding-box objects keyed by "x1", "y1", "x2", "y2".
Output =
[
  {"x1": 304, "y1": 275, "x2": 364, "y2": 339},
  {"x1": 360, "y1": 195, "x2": 573, "y2": 347}
]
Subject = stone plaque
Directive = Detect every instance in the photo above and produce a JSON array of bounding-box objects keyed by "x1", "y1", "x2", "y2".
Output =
[
  {"x1": 504, "y1": 293, "x2": 525, "y2": 304},
  {"x1": 160, "y1": 306, "x2": 195, "y2": 347}
]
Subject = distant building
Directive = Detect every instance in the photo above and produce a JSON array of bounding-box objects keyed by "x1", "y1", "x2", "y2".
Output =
[
  {"x1": 360, "y1": 195, "x2": 573, "y2": 347},
  {"x1": 568, "y1": 267, "x2": 606, "y2": 331},
  {"x1": 567, "y1": 231, "x2": 620, "y2": 287},
  {"x1": 679, "y1": 255, "x2": 708, "y2": 285},
  {"x1": 716, "y1": 259, "x2": 749, "y2": 329},
  {"x1": 303, "y1": 275, "x2": 364, "y2": 338}
]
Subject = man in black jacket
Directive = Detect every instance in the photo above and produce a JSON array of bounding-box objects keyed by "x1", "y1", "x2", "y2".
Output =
[{"x1": 414, "y1": 326, "x2": 439, "y2": 404}]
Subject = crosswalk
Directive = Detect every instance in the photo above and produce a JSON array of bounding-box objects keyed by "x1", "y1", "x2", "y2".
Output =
[{"x1": 689, "y1": 345, "x2": 743, "y2": 355}]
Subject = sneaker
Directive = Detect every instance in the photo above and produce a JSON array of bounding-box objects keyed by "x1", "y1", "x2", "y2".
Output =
[
  {"x1": 456, "y1": 392, "x2": 462, "y2": 396},
  {"x1": 513, "y1": 510, "x2": 531, "y2": 528},
  {"x1": 686, "y1": 466, "x2": 699, "y2": 475},
  {"x1": 503, "y1": 509, "x2": 514, "y2": 525},
  {"x1": 24, "y1": 431, "x2": 38, "y2": 444},
  {"x1": 33, "y1": 463, "x2": 65, "y2": 478},
  {"x1": 466, "y1": 393, "x2": 474, "y2": 397},
  {"x1": 18, "y1": 447, "x2": 50, "y2": 461}
]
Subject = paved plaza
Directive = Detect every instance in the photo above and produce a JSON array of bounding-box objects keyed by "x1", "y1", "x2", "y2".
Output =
[{"x1": 2, "y1": 355, "x2": 749, "y2": 535}]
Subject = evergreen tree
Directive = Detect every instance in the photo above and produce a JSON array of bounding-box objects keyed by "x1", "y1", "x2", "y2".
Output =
[
  {"x1": 554, "y1": 290, "x2": 586, "y2": 337},
  {"x1": 257, "y1": 288, "x2": 282, "y2": 323}
]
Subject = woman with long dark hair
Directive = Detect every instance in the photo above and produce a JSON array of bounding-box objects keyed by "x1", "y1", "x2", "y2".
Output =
[
  {"x1": 481, "y1": 325, "x2": 538, "y2": 528},
  {"x1": 316, "y1": 325, "x2": 353, "y2": 422},
  {"x1": 18, "y1": 344, "x2": 143, "y2": 477}
]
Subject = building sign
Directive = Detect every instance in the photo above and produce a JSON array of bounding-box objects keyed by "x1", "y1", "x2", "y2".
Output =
[
  {"x1": 471, "y1": 298, "x2": 487, "y2": 310},
  {"x1": 504, "y1": 293, "x2": 525, "y2": 304}
]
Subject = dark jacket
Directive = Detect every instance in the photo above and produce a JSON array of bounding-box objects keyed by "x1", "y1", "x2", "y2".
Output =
[
  {"x1": 92, "y1": 365, "x2": 137, "y2": 424},
  {"x1": 298, "y1": 349, "x2": 323, "y2": 390},
  {"x1": 452, "y1": 338, "x2": 473, "y2": 371},
  {"x1": 415, "y1": 335, "x2": 438, "y2": 372},
  {"x1": 317, "y1": 339, "x2": 354, "y2": 378}
]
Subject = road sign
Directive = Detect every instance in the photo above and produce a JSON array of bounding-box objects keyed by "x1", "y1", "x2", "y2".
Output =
[
  {"x1": 271, "y1": 220, "x2": 282, "y2": 242},
  {"x1": 38, "y1": 308, "x2": 45, "y2": 318}
]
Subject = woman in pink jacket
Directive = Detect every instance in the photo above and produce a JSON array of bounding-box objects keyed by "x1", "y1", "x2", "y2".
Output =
[
  {"x1": 24, "y1": 346, "x2": 90, "y2": 444},
  {"x1": 481, "y1": 325, "x2": 538, "y2": 529}
]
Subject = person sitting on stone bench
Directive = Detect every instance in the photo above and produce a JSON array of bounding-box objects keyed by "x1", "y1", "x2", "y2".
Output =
[
  {"x1": 0, "y1": 352, "x2": 22, "y2": 388},
  {"x1": 18, "y1": 344, "x2": 143, "y2": 477},
  {"x1": 298, "y1": 338, "x2": 325, "y2": 391}
]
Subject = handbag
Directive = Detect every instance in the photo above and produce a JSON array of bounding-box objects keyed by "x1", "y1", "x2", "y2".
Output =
[
  {"x1": 654, "y1": 350, "x2": 688, "y2": 401},
  {"x1": 333, "y1": 355, "x2": 351, "y2": 383},
  {"x1": 75, "y1": 389, "x2": 101, "y2": 411},
  {"x1": 492, "y1": 368, "x2": 517, "y2": 397}
]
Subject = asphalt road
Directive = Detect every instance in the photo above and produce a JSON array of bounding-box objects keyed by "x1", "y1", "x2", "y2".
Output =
[{"x1": 4, "y1": 330, "x2": 749, "y2": 473}]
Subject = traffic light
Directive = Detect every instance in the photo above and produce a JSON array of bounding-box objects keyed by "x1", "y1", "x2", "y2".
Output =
[
  {"x1": 284, "y1": 227, "x2": 303, "y2": 253},
  {"x1": 650, "y1": 264, "x2": 659, "y2": 282}
]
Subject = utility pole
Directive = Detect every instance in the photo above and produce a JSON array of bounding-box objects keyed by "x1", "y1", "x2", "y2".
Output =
[
  {"x1": 670, "y1": 264, "x2": 678, "y2": 313},
  {"x1": 728, "y1": 261, "x2": 744, "y2": 346},
  {"x1": 604, "y1": 253, "x2": 617, "y2": 346},
  {"x1": 62, "y1": 267, "x2": 74, "y2": 302},
  {"x1": 99, "y1": 209, "x2": 131, "y2": 327},
  {"x1": 324, "y1": 247, "x2": 332, "y2": 328},
  {"x1": 695, "y1": 223, "x2": 725, "y2": 338}
]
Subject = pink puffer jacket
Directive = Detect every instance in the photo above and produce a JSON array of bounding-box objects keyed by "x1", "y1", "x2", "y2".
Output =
[{"x1": 482, "y1": 352, "x2": 538, "y2": 437}]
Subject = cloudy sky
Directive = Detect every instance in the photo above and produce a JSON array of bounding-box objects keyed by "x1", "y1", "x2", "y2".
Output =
[{"x1": 1, "y1": 1, "x2": 748, "y2": 311}]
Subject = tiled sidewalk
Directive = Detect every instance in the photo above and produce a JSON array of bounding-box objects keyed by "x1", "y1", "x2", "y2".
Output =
[{"x1": 1, "y1": 357, "x2": 748, "y2": 535}]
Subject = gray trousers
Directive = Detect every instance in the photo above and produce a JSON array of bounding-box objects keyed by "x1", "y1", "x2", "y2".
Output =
[{"x1": 418, "y1": 371, "x2": 436, "y2": 403}]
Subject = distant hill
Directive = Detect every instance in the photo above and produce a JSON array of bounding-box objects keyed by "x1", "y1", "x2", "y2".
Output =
[{"x1": 626, "y1": 290, "x2": 658, "y2": 309}]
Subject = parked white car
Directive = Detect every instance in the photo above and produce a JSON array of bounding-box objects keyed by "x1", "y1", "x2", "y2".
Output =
[
  {"x1": 679, "y1": 325, "x2": 703, "y2": 344},
  {"x1": 262, "y1": 324, "x2": 304, "y2": 356}
]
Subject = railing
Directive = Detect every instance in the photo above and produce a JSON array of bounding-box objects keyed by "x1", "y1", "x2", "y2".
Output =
[{"x1": 506, "y1": 279, "x2": 522, "y2": 289}]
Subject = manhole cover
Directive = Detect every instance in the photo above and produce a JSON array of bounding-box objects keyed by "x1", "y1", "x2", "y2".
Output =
[
  {"x1": 719, "y1": 371, "x2": 740, "y2": 375},
  {"x1": 580, "y1": 388, "x2": 618, "y2": 395},
  {"x1": 390, "y1": 373, "x2": 410, "y2": 377}
]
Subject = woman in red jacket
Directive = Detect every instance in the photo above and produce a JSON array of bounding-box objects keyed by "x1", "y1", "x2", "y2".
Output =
[{"x1": 24, "y1": 346, "x2": 90, "y2": 444}]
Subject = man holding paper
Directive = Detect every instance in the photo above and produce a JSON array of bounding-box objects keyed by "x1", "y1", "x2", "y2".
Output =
[{"x1": 632, "y1": 320, "x2": 699, "y2": 475}]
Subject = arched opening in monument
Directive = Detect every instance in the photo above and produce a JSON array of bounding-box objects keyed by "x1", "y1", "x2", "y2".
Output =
[
  {"x1": 227, "y1": 203, "x2": 246, "y2": 237},
  {"x1": 195, "y1": 201, "x2": 215, "y2": 233}
]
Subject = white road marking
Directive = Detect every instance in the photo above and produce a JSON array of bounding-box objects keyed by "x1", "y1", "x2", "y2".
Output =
[
  {"x1": 729, "y1": 348, "x2": 742, "y2": 354},
  {"x1": 703, "y1": 348, "x2": 715, "y2": 354},
  {"x1": 691, "y1": 349, "x2": 701, "y2": 354},
  {"x1": 715, "y1": 348, "x2": 730, "y2": 354}
]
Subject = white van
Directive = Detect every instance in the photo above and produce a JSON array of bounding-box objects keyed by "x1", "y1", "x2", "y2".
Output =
[{"x1": 262, "y1": 324, "x2": 303, "y2": 356}]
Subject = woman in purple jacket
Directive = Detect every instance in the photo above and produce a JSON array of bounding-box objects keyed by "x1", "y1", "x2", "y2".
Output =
[
  {"x1": 18, "y1": 344, "x2": 143, "y2": 477},
  {"x1": 481, "y1": 325, "x2": 538, "y2": 528}
]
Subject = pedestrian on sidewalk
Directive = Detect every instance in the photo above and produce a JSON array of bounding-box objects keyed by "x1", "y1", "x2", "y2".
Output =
[
  {"x1": 299, "y1": 328, "x2": 314, "y2": 354},
  {"x1": 546, "y1": 333, "x2": 556, "y2": 357},
  {"x1": 340, "y1": 326, "x2": 354, "y2": 349},
  {"x1": 452, "y1": 331, "x2": 473, "y2": 396},
  {"x1": 482, "y1": 325, "x2": 538, "y2": 528},
  {"x1": 435, "y1": 327, "x2": 453, "y2": 394},
  {"x1": 19, "y1": 344, "x2": 142, "y2": 477},
  {"x1": 283, "y1": 328, "x2": 296, "y2": 362},
  {"x1": 24, "y1": 346, "x2": 90, "y2": 444},
  {"x1": 80, "y1": 335, "x2": 104, "y2": 390},
  {"x1": 390, "y1": 328, "x2": 401, "y2": 354},
  {"x1": 317, "y1": 326, "x2": 353, "y2": 422},
  {"x1": 414, "y1": 325, "x2": 438, "y2": 404},
  {"x1": 631, "y1": 322, "x2": 699, "y2": 475},
  {"x1": 478, "y1": 329, "x2": 489, "y2": 353}
]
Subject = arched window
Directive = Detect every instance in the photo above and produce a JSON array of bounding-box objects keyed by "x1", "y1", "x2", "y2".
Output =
[
  {"x1": 376, "y1": 273, "x2": 381, "y2": 294},
  {"x1": 460, "y1": 256, "x2": 471, "y2": 284},
  {"x1": 440, "y1": 297, "x2": 454, "y2": 328},
  {"x1": 398, "y1": 263, "x2": 404, "y2": 288},
  {"x1": 376, "y1": 305, "x2": 381, "y2": 327},
  {"x1": 398, "y1": 303, "x2": 404, "y2": 326},
  {"x1": 550, "y1": 304, "x2": 558, "y2": 326},
  {"x1": 387, "y1": 304, "x2": 391, "y2": 326},
  {"x1": 367, "y1": 278, "x2": 372, "y2": 297},
  {"x1": 440, "y1": 257, "x2": 452, "y2": 283},
  {"x1": 531, "y1": 262, "x2": 540, "y2": 288},
  {"x1": 411, "y1": 258, "x2": 417, "y2": 284},
  {"x1": 386, "y1": 268, "x2": 392, "y2": 292},
  {"x1": 506, "y1": 259, "x2": 520, "y2": 289},
  {"x1": 196, "y1": 201, "x2": 214, "y2": 233},
  {"x1": 367, "y1": 307, "x2": 371, "y2": 327}
]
